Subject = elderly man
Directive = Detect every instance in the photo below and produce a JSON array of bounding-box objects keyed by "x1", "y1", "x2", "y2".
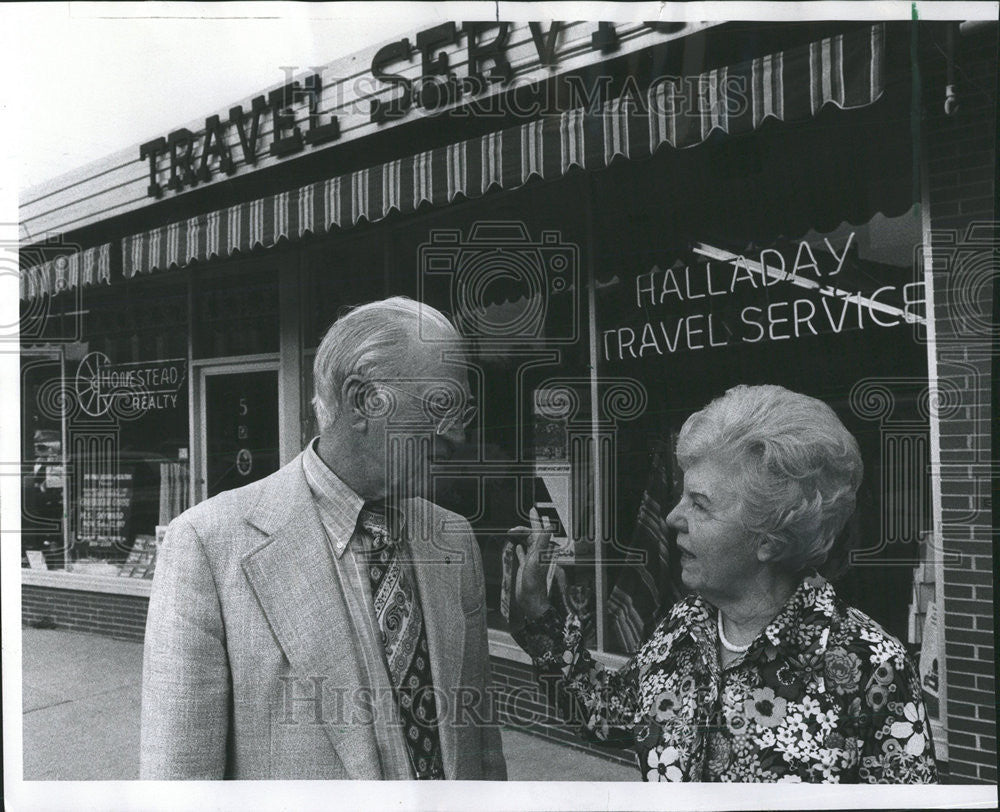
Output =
[{"x1": 141, "y1": 297, "x2": 506, "y2": 780}]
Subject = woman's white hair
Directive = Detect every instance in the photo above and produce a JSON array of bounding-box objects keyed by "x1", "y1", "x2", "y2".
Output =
[
  {"x1": 311, "y1": 297, "x2": 459, "y2": 432},
  {"x1": 676, "y1": 384, "x2": 863, "y2": 573}
]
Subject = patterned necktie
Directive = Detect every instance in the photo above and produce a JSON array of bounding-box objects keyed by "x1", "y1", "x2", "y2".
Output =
[{"x1": 358, "y1": 505, "x2": 445, "y2": 780}]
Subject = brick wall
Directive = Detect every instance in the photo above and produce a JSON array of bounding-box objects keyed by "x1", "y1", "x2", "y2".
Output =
[
  {"x1": 23, "y1": 585, "x2": 149, "y2": 643},
  {"x1": 922, "y1": 22, "x2": 998, "y2": 784}
]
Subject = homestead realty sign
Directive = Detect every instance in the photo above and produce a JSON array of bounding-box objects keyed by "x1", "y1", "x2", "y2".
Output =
[{"x1": 138, "y1": 21, "x2": 706, "y2": 198}]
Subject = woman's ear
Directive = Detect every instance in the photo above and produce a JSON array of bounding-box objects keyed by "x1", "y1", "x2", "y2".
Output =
[{"x1": 755, "y1": 534, "x2": 784, "y2": 564}]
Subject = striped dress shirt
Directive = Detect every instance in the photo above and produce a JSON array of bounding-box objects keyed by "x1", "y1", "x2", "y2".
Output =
[{"x1": 300, "y1": 438, "x2": 421, "y2": 779}]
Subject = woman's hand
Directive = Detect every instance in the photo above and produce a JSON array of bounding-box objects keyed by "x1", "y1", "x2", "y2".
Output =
[{"x1": 508, "y1": 507, "x2": 564, "y2": 624}]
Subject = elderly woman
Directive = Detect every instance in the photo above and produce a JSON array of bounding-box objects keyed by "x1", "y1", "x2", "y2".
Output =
[{"x1": 511, "y1": 384, "x2": 937, "y2": 783}]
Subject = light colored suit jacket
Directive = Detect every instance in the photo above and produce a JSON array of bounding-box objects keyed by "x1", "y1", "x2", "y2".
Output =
[{"x1": 140, "y1": 451, "x2": 506, "y2": 780}]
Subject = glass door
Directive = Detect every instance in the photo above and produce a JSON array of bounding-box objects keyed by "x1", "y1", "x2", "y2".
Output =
[{"x1": 198, "y1": 363, "x2": 280, "y2": 501}]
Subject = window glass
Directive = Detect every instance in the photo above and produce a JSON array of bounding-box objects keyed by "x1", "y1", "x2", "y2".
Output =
[
  {"x1": 22, "y1": 349, "x2": 68, "y2": 569},
  {"x1": 61, "y1": 278, "x2": 190, "y2": 579},
  {"x1": 591, "y1": 118, "x2": 926, "y2": 653},
  {"x1": 301, "y1": 231, "x2": 389, "y2": 352},
  {"x1": 391, "y1": 178, "x2": 594, "y2": 637},
  {"x1": 193, "y1": 263, "x2": 279, "y2": 358}
]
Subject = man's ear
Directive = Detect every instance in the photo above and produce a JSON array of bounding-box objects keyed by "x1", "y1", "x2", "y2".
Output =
[{"x1": 340, "y1": 375, "x2": 370, "y2": 432}]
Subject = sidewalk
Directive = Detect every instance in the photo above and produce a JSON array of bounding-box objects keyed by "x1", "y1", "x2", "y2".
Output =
[{"x1": 21, "y1": 626, "x2": 635, "y2": 781}]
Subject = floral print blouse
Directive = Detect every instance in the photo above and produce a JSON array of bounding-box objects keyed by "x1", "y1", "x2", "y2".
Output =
[{"x1": 514, "y1": 573, "x2": 937, "y2": 783}]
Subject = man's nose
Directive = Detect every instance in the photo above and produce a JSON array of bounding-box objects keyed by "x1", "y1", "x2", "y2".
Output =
[
  {"x1": 665, "y1": 502, "x2": 685, "y2": 531},
  {"x1": 439, "y1": 409, "x2": 469, "y2": 446},
  {"x1": 434, "y1": 425, "x2": 464, "y2": 458}
]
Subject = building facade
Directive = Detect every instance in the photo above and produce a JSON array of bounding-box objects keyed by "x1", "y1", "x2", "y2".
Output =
[{"x1": 19, "y1": 19, "x2": 997, "y2": 781}]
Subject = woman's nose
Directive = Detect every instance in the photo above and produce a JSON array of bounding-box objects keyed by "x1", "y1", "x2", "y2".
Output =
[{"x1": 665, "y1": 502, "x2": 684, "y2": 531}]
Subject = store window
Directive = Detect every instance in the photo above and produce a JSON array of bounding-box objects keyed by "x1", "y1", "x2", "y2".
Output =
[
  {"x1": 589, "y1": 102, "x2": 927, "y2": 654},
  {"x1": 390, "y1": 179, "x2": 594, "y2": 638},
  {"x1": 299, "y1": 228, "x2": 393, "y2": 445},
  {"x1": 23, "y1": 277, "x2": 191, "y2": 579},
  {"x1": 190, "y1": 259, "x2": 285, "y2": 504},
  {"x1": 193, "y1": 261, "x2": 279, "y2": 359},
  {"x1": 21, "y1": 347, "x2": 69, "y2": 570},
  {"x1": 299, "y1": 179, "x2": 595, "y2": 639},
  {"x1": 290, "y1": 58, "x2": 925, "y2": 664}
]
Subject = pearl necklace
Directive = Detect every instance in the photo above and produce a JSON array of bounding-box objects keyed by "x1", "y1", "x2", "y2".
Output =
[{"x1": 717, "y1": 612, "x2": 751, "y2": 653}]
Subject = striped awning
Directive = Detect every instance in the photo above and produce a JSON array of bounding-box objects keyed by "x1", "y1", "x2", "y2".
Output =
[
  {"x1": 20, "y1": 243, "x2": 112, "y2": 301},
  {"x1": 108, "y1": 23, "x2": 881, "y2": 279}
]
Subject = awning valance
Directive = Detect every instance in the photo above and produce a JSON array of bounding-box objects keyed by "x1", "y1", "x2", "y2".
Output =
[
  {"x1": 20, "y1": 243, "x2": 112, "y2": 301},
  {"x1": 116, "y1": 23, "x2": 885, "y2": 279}
]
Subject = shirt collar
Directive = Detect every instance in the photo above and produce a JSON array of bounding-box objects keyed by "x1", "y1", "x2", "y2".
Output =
[
  {"x1": 681, "y1": 573, "x2": 838, "y2": 659},
  {"x1": 758, "y1": 572, "x2": 837, "y2": 650},
  {"x1": 301, "y1": 437, "x2": 365, "y2": 558},
  {"x1": 358, "y1": 502, "x2": 407, "y2": 547}
]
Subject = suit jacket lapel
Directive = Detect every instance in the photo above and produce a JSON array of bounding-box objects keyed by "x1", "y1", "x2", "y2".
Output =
[
  {"x1": 239, "y1": 453, "x2": 384, "y2": 779},
  {"x1": 405, "y1": 500, "x2": 466, "y2": 779}
]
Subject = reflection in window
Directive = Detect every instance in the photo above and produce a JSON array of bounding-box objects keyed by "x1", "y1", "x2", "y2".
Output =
[
  {"x1": 593, "y1": 203, "x2": 928, "y2": 654},
  {"x1": 40, "y1": 280, "x2": 191, "y2": 579}
]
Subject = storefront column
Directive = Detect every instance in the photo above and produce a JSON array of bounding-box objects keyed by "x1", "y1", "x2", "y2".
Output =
[
  {"x1": 584, "y1": 177, "x2": 606, "y2": 654},
  {"x1": 922, "y1": 24, "x2": 997, "y2": 784},
  {"x1": 186, "y1": 268, "x2": 196, "y2": 508},
  {"x1": 919, "y1": 129, "x2": 950, "y2": 766},
  {"x1": 59, "y1": 347, "x2": 71, "y2": 568},
  {"x1": 278, "y1": 254, "x2": 302, "y2": 464}
]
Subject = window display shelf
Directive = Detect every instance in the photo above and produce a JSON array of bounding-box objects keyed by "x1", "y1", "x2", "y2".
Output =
[
  {"x1": 488, "y1": 628, "x2": 627, "y2": 671},
  {"x1": 21, "y1": 567, "x2": 153, "y2": 597}
]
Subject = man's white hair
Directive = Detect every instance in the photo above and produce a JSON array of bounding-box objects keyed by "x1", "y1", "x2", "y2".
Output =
[{"x1": 311, "y1": 297, "x2": 459, "y2": 432}]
